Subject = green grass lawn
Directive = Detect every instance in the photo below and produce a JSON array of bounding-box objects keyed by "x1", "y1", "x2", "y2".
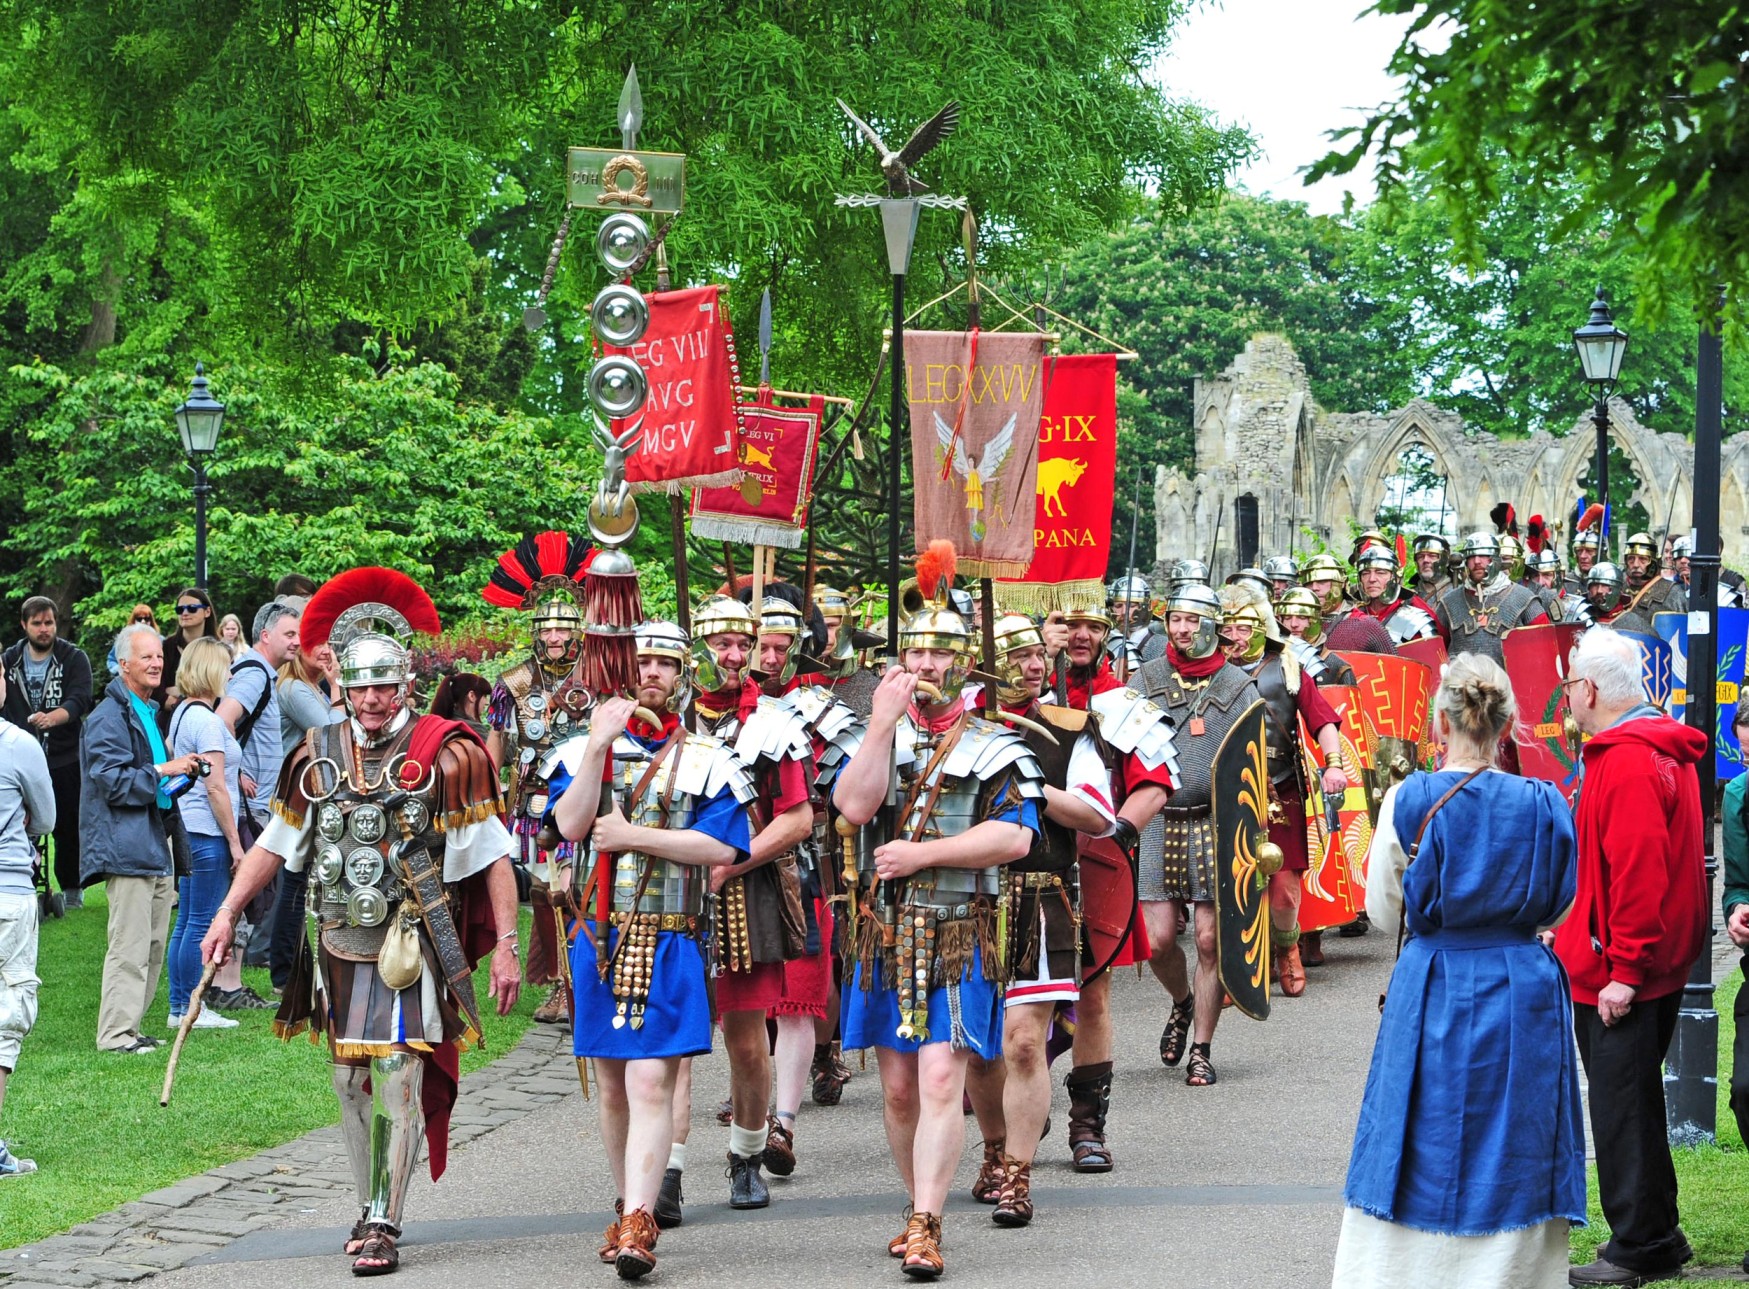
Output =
[
  {"x1": 1570, "y1": 963, "x2": 1747, "y2": 1279},
  {"x1": 0, "y1": 885, "x2": 537, "y2": 1249}
]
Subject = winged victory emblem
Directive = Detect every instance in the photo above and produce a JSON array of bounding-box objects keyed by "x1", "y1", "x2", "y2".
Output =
[{"x1": 935, "y1": 410, "x2": 1017, "y2": 541}]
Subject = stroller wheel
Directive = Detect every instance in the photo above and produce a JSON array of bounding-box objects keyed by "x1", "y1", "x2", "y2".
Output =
[{"x1": 42, "y1": 891, "x2": 65, "y2": 920}]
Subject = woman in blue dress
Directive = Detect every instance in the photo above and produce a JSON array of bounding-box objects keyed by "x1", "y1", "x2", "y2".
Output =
[{"x1": 1333, "y1": 653, "x2": 1585, "y2": 1289}]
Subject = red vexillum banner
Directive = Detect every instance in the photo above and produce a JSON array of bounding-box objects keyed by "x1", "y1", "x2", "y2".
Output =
[
  {"x1": 605, "y1": 284, "x2": 746, "y2": 492},
  {"x1": 996, "y1": 353, "x2": 1118, "y2": 612}
]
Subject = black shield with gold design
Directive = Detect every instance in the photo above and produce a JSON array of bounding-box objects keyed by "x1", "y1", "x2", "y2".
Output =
[{"x1": 1210, "y1": 699, "x2": 1272, "y2": 1021}]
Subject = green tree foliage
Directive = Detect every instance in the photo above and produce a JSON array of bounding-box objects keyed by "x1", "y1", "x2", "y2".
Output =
[
  {"x1": 1311, "y1": 0, "x2": 1749, "y2": 322},
  {"x1": 1050, "y1": 194, "x2": 1417, "y2": 563},
  {"x1": 0, "y1": 352, "x2": 683, "y2": 660},
  {"x1": 1350, "y1": 154, "x2": 1749, "y2": 444},
  {"x1": 0, "y1": 0, "x2": 1253, "y2": 619}
]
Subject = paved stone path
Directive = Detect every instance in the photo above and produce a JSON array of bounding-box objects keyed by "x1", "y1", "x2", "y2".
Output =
[{"x1": 2, "y1": 930, "x2": 1741, "y2": 1288}]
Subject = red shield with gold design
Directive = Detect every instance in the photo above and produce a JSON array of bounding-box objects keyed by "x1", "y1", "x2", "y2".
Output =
[
  {"x1": 1297, "y1": 688, "x2": 1375, "y2": 931},
  {"x1": 1337, "y1": 650, "x2": 1435, "y2": 789},
  {"x1": 1501, "y1": 622, "x2": 1584, "y2": 804},
  {"x1": 1077, "y1": 835, "x2": 1139, "y2": 983}
]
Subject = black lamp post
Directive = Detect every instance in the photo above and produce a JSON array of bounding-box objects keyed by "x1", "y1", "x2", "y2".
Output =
[
  {"x1": 174, "y1": 362, "x2": 226, "y2": 589},
  {"x1": 1572, "y1": 286, "x2": 1629, "y2": 550},
  {"x1": 1666, "y1": 297, "x2": 1725, "y2": 1146}
]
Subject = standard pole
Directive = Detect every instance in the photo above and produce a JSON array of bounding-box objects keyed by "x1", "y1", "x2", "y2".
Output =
[
  {"x1": 1594, "y1": 396, "x2": 1611, "y2": 548},
  {"x1": 1667, "y1": 303, "x2": 1723, "y2": 1145},
  {"x1": 887, "y1": 272, "x2": 905, "y2": 661},
  {"x1": 193, "y1": 460, "x2": 209, "y2": 590}
]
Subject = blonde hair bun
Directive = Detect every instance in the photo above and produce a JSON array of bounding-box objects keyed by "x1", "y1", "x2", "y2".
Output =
[{"x1": 1434, "y1": 653, "x2": 1518, "y2": 747}]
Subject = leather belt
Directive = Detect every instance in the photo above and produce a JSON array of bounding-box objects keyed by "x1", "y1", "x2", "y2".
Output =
[
  {"x1": 1161, "y1": 805, "x2": 1212, "y2": 820},
  {"x1": 1014, "y1": 871, "x2": 1072, "y2": 890}
]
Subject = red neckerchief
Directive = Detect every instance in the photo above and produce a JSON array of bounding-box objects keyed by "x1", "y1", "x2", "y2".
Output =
[
  {"x1": 910, "y1": 696, "x2": 966, "y2": 735},
  {"x1": 627, "y1": 709, "x2": 681, "y2": 745},
  {"x1": 1168, "y1": 644, "x2": 1226, "y2": 678}
]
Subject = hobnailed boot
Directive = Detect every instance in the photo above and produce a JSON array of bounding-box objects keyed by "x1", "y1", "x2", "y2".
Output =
[
  {"x1": 654, "y1": 1167, "x2": 684, "y2": 1229},
  {"x1": 991, "y1": 1158, "x2": 1033, "y2": 1227},
  {"x1": 970, "y1": 1138, "x2": 1005, "y2": 1203},
  {"x1": 532, "y1": 981, "x2": 571, "y2": 1025},
  {"x1": 726, "y1": 1151, "x2": 769, "y2": 1209},
  {"x1": 1065, "y1": 1061, "x2": 1114, "y2": 1173},
  {"x1": 1276, "y1": 942, "x2": 1306, "y2": 997}
]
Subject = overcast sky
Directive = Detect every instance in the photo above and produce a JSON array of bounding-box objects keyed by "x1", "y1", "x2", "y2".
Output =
[{"x1": 1152, "y1": 0, "x2": 1420, "y2": 216}]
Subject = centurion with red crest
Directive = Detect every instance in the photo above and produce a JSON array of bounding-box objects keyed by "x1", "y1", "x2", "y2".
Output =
[{"x1": 198, "y1": 567, "x2": 524, "y2": 1277}]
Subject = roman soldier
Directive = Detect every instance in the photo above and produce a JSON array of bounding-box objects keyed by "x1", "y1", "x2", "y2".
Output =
[
  {"x1": 1217, "y1": 584, "x2": 1351, "y2": 997},
  {"x1": 1580, "y1": 562, "x2": 1649, "y2": 631},
  {"x1": 1342, "y1": 545, "x2": 1446, "y2": 645},
  {"x1": 1133, "y1": 582, "x2": 1265, "y2": 1088},
  {"x1": 1262, "y1": 555, "x2": 1299, "y2": 599},
  {"x1": 1671, "y1": 534, "x2": 1748, "y2": 607},
  {"x1": 1045, "y1": 591, "x2": 1179, "y2": 1177},
  {"x1": 1525, "y1": 548, "x2": 1569, "y2": 623},
  {"x1": 1107, "y1": 573, "x2": 1165, "y2": 678},
  {"x1": 1621, "y1": 530, "x2": 1688, "y2": 616},
  {"x1": 681, "y1": 594, "x2": 815, "y2": 1213},
  {"x1": 739, "y1": 590, "x2": 861, "y2": 1176},
  {"x1": 1299, "y1": 552, "x2": 1349, "y2": 619},
  {"x1": 964, "y1": 612, "x2": 1119, "y2": 1228},
  {"x1": 1572, "y1": 526, "x2": 1602, "y2": 578},
  {"x1": 200, "y1": 568, "x2": 523, "y2": 1278},
  {"x1": 1408, "y1": 533, "x2": 1452, "y2": 599},
  {"x1": 1433, "y1": 532, "x2": 1548, "y2": 663},
  {"x1": 480, "y1": 530, "x2": 593, "y2": 1027},
  {"x1": 1274, "y1": 586, "x2": 1356, "y2": 686},
  {"x1": 823, "y1": 541, "x2": 1046, "y2": 1279},
  {"x1": 545, "y1": 620, "x2": 757, "y2": 1279},
  {"x1": 813, "y1": 584, "x2": 883, "y2": 716},
  {"x1": 1163, "y1": 557, "x2": 1210, "y2": 597}
]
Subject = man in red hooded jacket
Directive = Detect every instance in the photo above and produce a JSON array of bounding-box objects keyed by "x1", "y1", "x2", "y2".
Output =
[{"x1": 1556, "y1": 628, "x2": 1707, "y2": 1289}]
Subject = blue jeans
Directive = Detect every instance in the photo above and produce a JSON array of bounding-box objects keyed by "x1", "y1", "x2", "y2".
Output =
[{"x1": 168, "y1": 832, "x2": 230, "y2": 1015}]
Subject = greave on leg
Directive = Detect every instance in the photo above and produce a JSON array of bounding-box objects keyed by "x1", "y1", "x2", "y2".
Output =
[
  {"x1": 332, "y1": 1062, "x2": 374, "y2": 1205},
  {"x1": 366, "y1": 1052, "x2": 426, "y2": 1229}
]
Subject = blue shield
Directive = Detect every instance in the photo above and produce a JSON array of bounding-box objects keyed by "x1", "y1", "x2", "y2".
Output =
[{"x1": 1714, "y1": 607, "x2": 1749, "y2": 782}]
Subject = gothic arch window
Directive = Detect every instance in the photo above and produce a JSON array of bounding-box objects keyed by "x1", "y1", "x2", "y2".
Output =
[{"x1": 1374, "y1": 442, "x2": 1455, "y2": 538}]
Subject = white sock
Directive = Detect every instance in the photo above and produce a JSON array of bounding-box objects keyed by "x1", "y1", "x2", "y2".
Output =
[
  {"x1": 729, "y1": 1122, "x2": 766, "y2": 1159},
  {"x1": 667, "y1": 1143, "x2": 686, "y2": 1172}
]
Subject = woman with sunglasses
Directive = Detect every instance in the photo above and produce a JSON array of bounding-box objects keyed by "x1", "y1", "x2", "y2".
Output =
[{"x1": 160, "y1": 588, "x2": 218, "y2": 708}]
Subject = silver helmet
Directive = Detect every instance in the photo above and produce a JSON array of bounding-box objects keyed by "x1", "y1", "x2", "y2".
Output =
[
  {"x1": 1261, "y1": 555, "x2": 1298, "y2": 587},
  {"x1": 1162, "y1": 581, "x2": 1224, "y2": 660},
  {"x1": 1166, "y1": 557, "x2": 1209, "y2": 589},
  {"x1": 1529, "y1": 548, "x2": 1564, "y2": 588},
  {"x1": 1352, "y1": 544, "x2": 1402, "y2": 604},
  {"x1": 1585, "y1": 561, "x2": 1625, "y2": 611},
  {"x1": 1225, "y1": 567, "x2": 1274, "y2": 601},
  {"x1": 1108, "y1": 573, "x2": 1151, "y2": 605}
]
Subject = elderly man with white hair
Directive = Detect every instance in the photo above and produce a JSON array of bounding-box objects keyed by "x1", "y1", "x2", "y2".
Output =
[
  {"x1": 1556, "y1": 627, "x2": 1708, "y2": 1288},
  {"x1": 80, "y1": 623, "x2": 202, "y2": 1054}
]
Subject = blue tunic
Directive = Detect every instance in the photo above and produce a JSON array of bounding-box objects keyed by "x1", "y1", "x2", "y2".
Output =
[
  {"x1": 843, "y1": 791, "x2": 1039, "y2": 1056},
  {"x1": 562, "y1": 737, "x2": 752, "y2": 1062},
  {"x1": 1345, "y1": 770, "x2": 1586, "y2": 1236}
]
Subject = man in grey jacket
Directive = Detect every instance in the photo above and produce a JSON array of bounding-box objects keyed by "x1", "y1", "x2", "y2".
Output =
[
  {"x1": 0, "y1": 665, "x2": 54, "y2": 1173},
  {"x1": 80, "y1": 625, "x2": 201, "y2": 1054}
]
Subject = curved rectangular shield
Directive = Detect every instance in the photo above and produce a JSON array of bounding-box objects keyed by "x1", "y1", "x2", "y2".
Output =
[
  {"x1": 1297, "y1": 688, "x2": 1373, "y2": 932},
  {"x1": 1500, "y1": 622, "x2": 1584, "y2": 805},
  {"x1": 1077, "y1": 834, "x2": 1139, "y2": 983},
  {"x1": 1210, "y1": 699, "x2": 1271, "y2": 1021}
]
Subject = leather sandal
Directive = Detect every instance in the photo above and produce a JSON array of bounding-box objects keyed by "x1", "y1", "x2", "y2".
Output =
[
  {"x1": 344, "y1": 1208, "x2": 371, "y2": 1255},
  {"x1": 599, "y1": 1199, "x2": 624, "y2": 1264},
  {"x1": 350, "y1": 1224, "x2": 399, "y2": 1277},
  {"x1": 614, "y1": 1207, "x2": 660, "y2": 1280},
  {"x1": 889, "y1": 1208, "x2": 923, "y2": 1258},
  {"x1": 714, "y1": 1098, "x2": 734, "y2": 1127},
  {"x1": 764, "y1": 1115, "x2": 797, "y2": 1177},
  {"x1": 1159, "y1": 996, "x2": 1194, "y2": 1067},
  {"x1": 902, "y1": 1212, "x2": 944, "y2": 1279},
  {"x1": 1301, "y1": 930, "x2": 1325, "y2": 967},
  {"x1": 970, "y1": 1138, "x2": 1005, "y2": 1203},
  {"x1": 992, "y1": 1158, "x2": 1033, "y2": 1227},
  {"x1": 1186, "y1": 1044, "x2": 1217, "y2": 1087}
]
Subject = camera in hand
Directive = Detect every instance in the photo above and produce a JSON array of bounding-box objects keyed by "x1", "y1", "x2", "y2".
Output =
[{"x1": 163, "y1": 756, "x2": 213, "y2": 801}]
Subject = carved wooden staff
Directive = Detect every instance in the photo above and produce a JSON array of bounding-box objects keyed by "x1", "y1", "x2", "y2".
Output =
[{"x1": 159, "y1": 960, "x2": 218, "y2": 1107}]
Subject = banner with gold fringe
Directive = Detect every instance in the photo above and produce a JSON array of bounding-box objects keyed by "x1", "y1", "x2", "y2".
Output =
[
  {"x1": 689, "y1": 390, "x2": 823, "y2": 549},
  {"x1": 995, "y1": 353, "x2": 1118, "y2": 614},
  {"x1": 907, "y1": 330, "x2": 1047, "y2": 579}
]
